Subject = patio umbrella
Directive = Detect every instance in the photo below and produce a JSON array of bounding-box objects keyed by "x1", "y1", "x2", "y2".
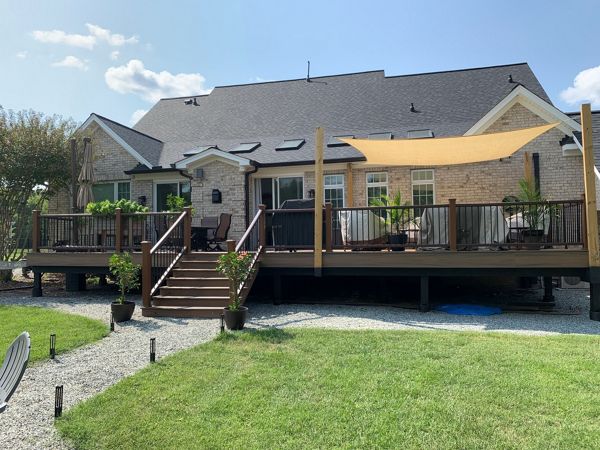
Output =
[{"x1": 77, "y1": 139, "x2": 95, "y2": 209}]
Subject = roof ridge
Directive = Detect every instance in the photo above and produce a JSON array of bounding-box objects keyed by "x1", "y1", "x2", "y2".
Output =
[
  {"x1": 92, "y1": 113, "x2": 163, "y2": 143},
  {"x1": 384, "y1": 62, "x2": 530, "y2": 79}
]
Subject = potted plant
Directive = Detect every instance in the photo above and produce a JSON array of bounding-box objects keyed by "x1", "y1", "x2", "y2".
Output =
[
  {"x1": 108, "y1": 252, "x2": 140, "y2": 322},
  {"x1": 216, "y1": 251, "x2": 254, "y2": 330},
  {"x1": 516, "y1": 178, "x2": 548, "y2": 245},
  {"x1": 372, "y1": 191, "x2": 412, "y2": 251}
]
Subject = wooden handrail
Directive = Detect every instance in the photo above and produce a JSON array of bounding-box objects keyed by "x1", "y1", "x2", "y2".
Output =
[
  {"x1": 150, "y1": 211, "x2": 187, "y2": 254},
  {"x1": 235, "y1": 207, "x2": 264, "y2": 253}
]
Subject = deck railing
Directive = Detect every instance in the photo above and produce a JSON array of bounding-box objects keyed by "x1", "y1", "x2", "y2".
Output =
[
  {"x1": 32, "y1": 210, "x2": 181, "y2": 252},
  {"x1": 142, "y1": 208, "x2": 191, "y2": 307}
]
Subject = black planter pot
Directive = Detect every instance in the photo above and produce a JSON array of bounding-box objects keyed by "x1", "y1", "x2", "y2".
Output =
[
  {"x1": 111, "y1": 301, "x2": 135, "y2": 322},
  {"x1": 223, "y1": 306, "x2": 248, "y2": 330},
  {"x1": 388, "y1": 233, "x2": 408, "y2": 251},
  {"x1": 521, "y1": 229, "x2": 544, "y2": 248}
]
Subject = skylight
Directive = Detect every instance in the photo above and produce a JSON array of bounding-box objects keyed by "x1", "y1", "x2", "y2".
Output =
[
  {"x1": 183, "y1": 145, "x2": 216, "y2": 157},
  {"x1": 407, "y1": 129, "x2": 434, "y2": 139},
  {"x1": 276, "y1": 139, "x2": 305, "y2": 151},
  {"x1": 368, "y1": 132, "x2": 393, "y2": 140},
  {"x1": 231, "y1": 142, "x2": 260, "y2": 153},
  {"x1": 327, "y1": 135, "x2": 354, "y2": 147}
]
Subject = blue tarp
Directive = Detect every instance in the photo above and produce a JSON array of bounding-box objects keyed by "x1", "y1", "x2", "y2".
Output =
[{"x1": 435, "y1": 304, "x2": 502, "y2": 316}]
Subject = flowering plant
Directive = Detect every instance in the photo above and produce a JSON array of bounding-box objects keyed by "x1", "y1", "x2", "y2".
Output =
[{"x1": 216, "y1": 251, "x2": 253, "y2": 311}]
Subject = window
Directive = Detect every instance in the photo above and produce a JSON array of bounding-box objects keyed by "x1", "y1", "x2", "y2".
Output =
[
  {"x1": 411, "y1": 169, "x2": 435, "y2": 206},
  {"x1": 92, "y1": 181, "x2": 131, "y2": 202},
  {"x1": 324, "y1": 174, "x2": 344, "y2": 208},
  {"x1": 155, "y1": 181, "x2": 192, "y2": 211},
  {"x1": 327, "y1": 135, "x2": 354, "y2": 147},
  {"x1": 276, "y1": 139, "x2": 305, "y2": 151},
  {"x1": 183, "y1": 145, "x2": 216, "y2": 157},
  {"x1": 368, "y1": 132, "x2": 393, "y2": 140},
  {"x1": 231, "y1": 142, "x2": 260, "y2": 153},
  {"x1": 407, "y1": 129, "x2": 434, "y2": 139},
  {"x1": 366, "y1": 172, "x2": 388, "y2": 205}
]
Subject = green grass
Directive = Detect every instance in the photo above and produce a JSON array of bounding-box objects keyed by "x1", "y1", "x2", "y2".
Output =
[
  {"x1": 0, "y1": 305, "x2": 108, "y2": 363},
  {"x1": 56, "y1": 328, "x2": 600, "y2": 449}
]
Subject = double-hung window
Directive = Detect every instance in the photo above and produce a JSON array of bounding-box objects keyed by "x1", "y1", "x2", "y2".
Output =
[
  {"x1": 411, "y1": 169, "x2": 435, "y2": 206},
  {"x1": 366, "y1": 172, "x2": 388, "y2": 205},
  {"x1": 324, "y1": 174, "x2": 345, "y2": 208},
  {"x1": 92, "y1": 181, "x2": 131, "y2": 202}
]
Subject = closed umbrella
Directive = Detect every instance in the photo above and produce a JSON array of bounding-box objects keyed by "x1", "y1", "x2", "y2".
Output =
[{"x1": 77, "y1": 139, "x2": 95, "y2": 209}]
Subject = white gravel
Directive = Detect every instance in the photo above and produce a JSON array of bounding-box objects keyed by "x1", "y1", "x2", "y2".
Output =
[
  {"x1": 0, "y1": 291, "x2": 219, "y2": 450},
  {"x1": 0, "y1": 286, "x2": 598, "y2": 449}
]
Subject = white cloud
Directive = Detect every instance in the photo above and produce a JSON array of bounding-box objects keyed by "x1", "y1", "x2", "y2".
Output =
[
  {"x1": 16, "y1": 51, "x2": 27, "y2": 59},
  {"x1": 85, "y1": 24, "x2": 138, "y2": 47},
  {"x1": 130, "y1": 109, "x2": 148, "y2": 125},
  {"x1": 105, "y1": 59, "x2": 210, "y2": 103},
  {"x1": 52, "y1": 56, "x2": 89, "y2": 71},
  {"x1": 561, "y1": 65, "x2": 600, "y2": 108},
  {"x1": 32, "y1": 24, "x2": 137, "y2": 50},
  {"x1": 110, "y1": 50, "x2": 120, "y2": 60},
  {"x1": 32, "y1": 29, "x2": 96, "y2": 49}
]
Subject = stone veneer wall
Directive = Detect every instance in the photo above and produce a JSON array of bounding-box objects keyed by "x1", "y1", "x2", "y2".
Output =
[{"x1": 190, "y1": 160, "x2": 246, "y2": 241}]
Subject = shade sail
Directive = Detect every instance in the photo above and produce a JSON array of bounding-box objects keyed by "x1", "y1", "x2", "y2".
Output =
[{"x1": 341, "y1": 123, "x2": 558, "y2": 166}]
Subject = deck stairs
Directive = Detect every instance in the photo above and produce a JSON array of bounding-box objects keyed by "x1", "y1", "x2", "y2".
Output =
[{"x1": 142, "y1": 252, "x2": 253, "y2": 318}]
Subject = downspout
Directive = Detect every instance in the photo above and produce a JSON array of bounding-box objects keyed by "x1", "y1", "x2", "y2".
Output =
[
  {"x1": 532, "y1": 153, "x2": 540, "y2": 193},
  {"x1": 244, "y1": 164, "x2": 259, "y2": 228}
]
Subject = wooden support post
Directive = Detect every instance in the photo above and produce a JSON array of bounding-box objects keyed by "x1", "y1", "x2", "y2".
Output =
[
  {"x1": 32, "y1": 272, "x2": 42, "y2": 297},
  {"x1": 542, "y1": 276, "x2": 554, "y2": 303},
  {"x1": 183, "y1": 207, "x2": 192, "y2": 254},
  {"x1": 346, "y1": 163, "x2": 354, "y2": 207},
  {"x1": 71, "y1": 139, "x2": 78, "y2": 213},
  {"x1": 141, "y1": 241, "x2": 152, "y2": 308},
  {"x1": 590, "y1": 279, "x2": 600, "y2": 321},
  {"x1": 314, "y1": 127, "x2": 324, "y2": 276},
  {"x1": 227, "y1": 240, "x2": 236, "y2": 253},
  {"x1": 258, "y1": 204, "x2": 266, "y2": 250},
  {"x1": 325, "y1": 203, "x2": 333, "y2": 252},
  {"x1": 523, "y1": 151, "x2": 533, "y2": 187},
  {"x1": 115, "y1": 208, "x2": 122, "y2": 253},
  {"x1": 582, "y1": 194, "x2": 588, "y2": 250},
  {"x1": 65, "y1": 273, "x2": 85, "y2": 291},
  {"x1": 448, "y1": 199, "x2": 457, "y2": 252},
  {"x1": 32, "y1": 210, "x2": 40, "y2": 252},
  {"x1": 581, "y1": 103, "x2": 600, "y2": 267},
  {"x1": 272, "y1": 274, "x2": 282, "y2": 305},
  {"x1": 420, "y1": 275, "x2": 430, "y2": 312}
]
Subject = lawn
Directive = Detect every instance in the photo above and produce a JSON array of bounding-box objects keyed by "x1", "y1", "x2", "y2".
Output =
[
  {"x1": 57, "y1": 328, "x2": 600, "y2": 449},
  {"x1": 0, "y1": 305, "x2": 108, "y2": 363}
]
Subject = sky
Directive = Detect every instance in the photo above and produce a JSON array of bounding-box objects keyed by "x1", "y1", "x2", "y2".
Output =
[{"x1": 1, "y1": 0, "x2": 600, "y2": 127}]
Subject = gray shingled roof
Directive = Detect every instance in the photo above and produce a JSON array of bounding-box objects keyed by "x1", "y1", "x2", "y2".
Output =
[
  {"x1": 93, "y1": 114, "x2": 163, "y2": 167},
  {"x1": 125, "y1": 63, "x2": 550, "y2": 167},
  {"x1": 567, "y1": 111, "x2": 600, "y2": 165}
]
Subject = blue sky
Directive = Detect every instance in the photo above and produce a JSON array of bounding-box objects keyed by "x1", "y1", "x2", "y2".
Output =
[{"x1": 2, "y1": 0, "x2": 599, "y2": 126}]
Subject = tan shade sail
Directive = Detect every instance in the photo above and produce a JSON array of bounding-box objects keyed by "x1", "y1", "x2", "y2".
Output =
[{"x1": 341, "y1": 123, "x2": 558, "y2": 166}]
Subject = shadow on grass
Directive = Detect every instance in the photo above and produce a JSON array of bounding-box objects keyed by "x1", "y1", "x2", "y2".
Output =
[{"x1": 216, "y1": 327, "x2": 294, "y2": 344}]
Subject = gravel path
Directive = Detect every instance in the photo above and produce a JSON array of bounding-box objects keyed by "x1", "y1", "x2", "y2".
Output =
[
  {"x1": 1, "y1": 286, "x2": 598, "y2": 449},
  {"x1": 0, "y1": 291, "x2": 219, "y2": 450}
]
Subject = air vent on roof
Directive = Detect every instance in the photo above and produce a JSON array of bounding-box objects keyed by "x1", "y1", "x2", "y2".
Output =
[
  {"x1": 276, "y1": 139, "x2": 305, "y2": 151},
  {"x1": 231, "y1": 142, "x2": 260, "y2": 153},
  {"x1": 407, "y1": 129, "x2": 434, "y2": 139},
  {"x1": 327, "y1": 135, "x2": 354, "y2": 147},
  {"x1": 183, "y1": 145, "x2": 216, "y2": 157},
  {"x1": 368, "y1": 132, "x2": 393, "y2": 140}
]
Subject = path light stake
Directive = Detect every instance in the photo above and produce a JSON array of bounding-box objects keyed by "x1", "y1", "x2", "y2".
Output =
[
  {"x1": 54, "y1": 385, "x2": 63, "y2": 418},
  {"x1": 50, "y1": 334, "x2": 56, "y2": 359},
  {"x1": 220, "y1": 313, "x2": 225, "y2": 333},
  {"x1": 150, "y1": 338, "x2": 156, "y2": 363},
  {"x1": 110, "y1": 312, "x2": 114, "y2": 332}
]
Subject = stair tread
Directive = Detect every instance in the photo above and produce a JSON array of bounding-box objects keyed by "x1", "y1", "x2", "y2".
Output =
[
  {"x1": 162, "y1": 286, "x2": 229, "y2": 290},
  {"x1": 145, "y1": 305, "x2": 225, "y2": 310},
  {"x1": 153, "y1": 295, "x2": 229, "y2": 300},
  {"x1": 169, "y1": 277, "x2": 228, "y2": 280}
]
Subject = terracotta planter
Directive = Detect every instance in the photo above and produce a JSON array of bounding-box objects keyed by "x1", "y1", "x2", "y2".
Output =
[
  {"x1": 223, "y1": 306, "x2": 248, "y2": 330},
  {"x1": 111, "y1": 301, "x2": 135, "y2": 322}
]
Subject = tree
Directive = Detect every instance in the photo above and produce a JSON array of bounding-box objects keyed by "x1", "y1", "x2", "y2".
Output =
[{"x1": 0, "y1": 108, "x2": 77, "y2": 278}]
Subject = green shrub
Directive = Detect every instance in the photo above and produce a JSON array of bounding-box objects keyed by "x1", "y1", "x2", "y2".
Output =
[
  {"x1": 108, "y1": 252, "x2": 140, "y2": 304},
  {"x1": 86, "y1": 199, "x2": 149, "y2": 215}
]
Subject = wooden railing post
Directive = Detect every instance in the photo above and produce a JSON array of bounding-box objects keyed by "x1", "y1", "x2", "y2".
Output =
[
  {"x1": 227, "y1": 239, "x2": 236, "y2": 253},
  {"x1": 141, "y1": 241, "x2": 151, "y2": 308},
  {"x1": 258, "y1": 204, "x2": 266, "y2": 250},
  {"x1": 582, "y1": 194, "x2": 588, "y2": 250},
  {"x1": 448, "y1": 199, "x2": 457, "y2": 251},
  {"x1": 115, "y1": 208, "x2": 122, "y2": 253},
  {"x1": 32, "y1": 210, "x2": 40, "y2": 252},
  {"x1": 183, "y1": 207, "x2": 192, "y2": 254},
  {"x1": 325, "y1": 203, "x2": 333, "y2": 252}
]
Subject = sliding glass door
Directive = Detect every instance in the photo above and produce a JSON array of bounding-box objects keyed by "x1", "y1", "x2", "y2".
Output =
[{"x1": 256, "y1": 176, "x2": 304, "y2": 209}]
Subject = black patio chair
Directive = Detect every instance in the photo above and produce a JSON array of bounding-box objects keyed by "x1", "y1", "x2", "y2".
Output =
[
  {"x1": 0, "y1": 332, "x2": 31, "y2": 413},
  {"x1": 206, "y1": 213, "x2": 232, "y2": 251}
]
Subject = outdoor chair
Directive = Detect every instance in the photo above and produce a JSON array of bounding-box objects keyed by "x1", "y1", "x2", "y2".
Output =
[
  {"x1": 0, "y1": 332, "x2": 31, "y2": 413},
  {"x1": 206, "y1": 213, "x2": 232, "y2": 251}
]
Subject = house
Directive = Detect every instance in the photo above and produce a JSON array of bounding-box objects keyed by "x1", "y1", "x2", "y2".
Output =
[{"x1": 50, "y1": 62, "x2": 588, "y2": 242}]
